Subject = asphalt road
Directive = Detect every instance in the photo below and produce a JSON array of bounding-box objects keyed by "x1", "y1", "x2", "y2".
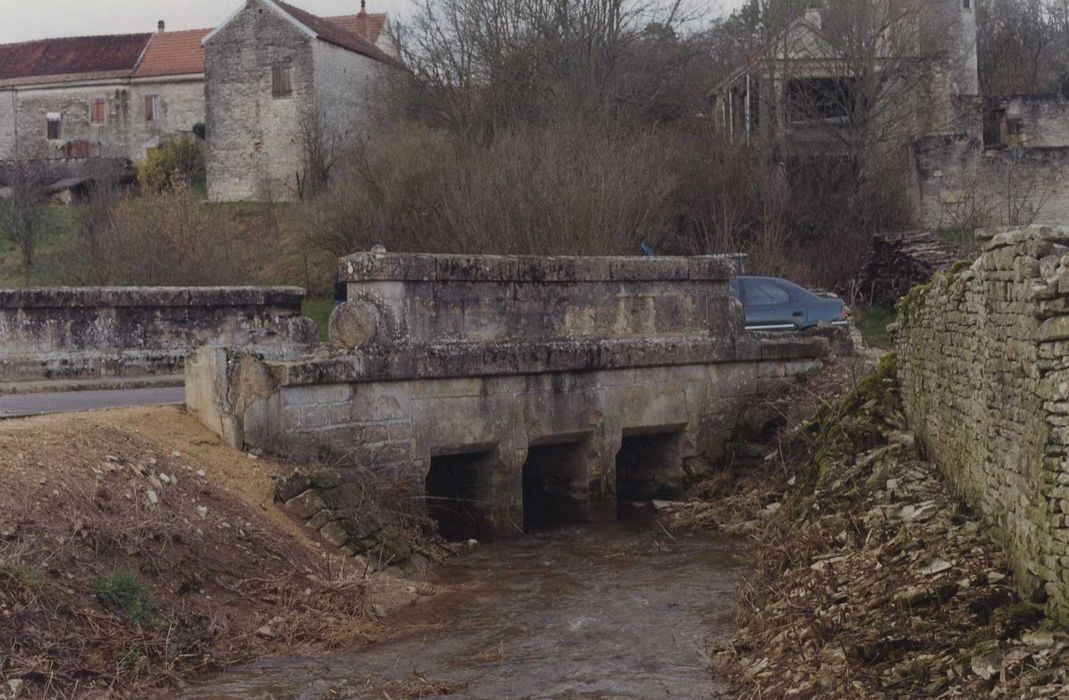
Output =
[{"x1": 0, "y1": 387, "x2": 185, "y2": 419}]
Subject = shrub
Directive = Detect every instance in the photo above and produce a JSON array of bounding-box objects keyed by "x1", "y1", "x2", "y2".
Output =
[
  {"x1": 61, "y1": 179, "x2": 250, "y2": 286},
  {"x1": 139, "y1": 135, "x2": 206, "y2": 193},
  {"x1": 302, "y1": 120, "x2": 675, "y2": 258},
  {"x1": 92, "y1": 569, "x2": 155, "y2": 624}
]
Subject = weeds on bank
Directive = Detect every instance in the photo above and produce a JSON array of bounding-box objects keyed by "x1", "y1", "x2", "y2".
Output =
[
  {"x1": 3, "y1": 563, "x2": 45, "y2": 592},
  {"x1": 92, "y1": 569, "x2": 156, "y2": 624}
]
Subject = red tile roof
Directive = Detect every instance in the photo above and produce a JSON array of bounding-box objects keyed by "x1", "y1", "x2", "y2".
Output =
[
  {"x1": 0, "y1": 33, "x2": 151, "y2": 85},
  {"x1": 0, "y1": 2, "x2": 393, "y2": 89},
  {"x1": 326, "y1": 13, "x2": 388, "y2": 45},
  {"x1": 133, "y1": 29, "x2": 211, "y2": 78},
  {"x1": 274, "y1": 1, "x2": 393, "y2": 63}
]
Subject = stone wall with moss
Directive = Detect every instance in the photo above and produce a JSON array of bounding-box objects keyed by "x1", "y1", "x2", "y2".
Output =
[{"x1": 897, "y1": 225, "x2": 1069, "y2": 615}]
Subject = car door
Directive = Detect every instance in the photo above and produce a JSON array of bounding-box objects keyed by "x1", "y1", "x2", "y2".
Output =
[{"x1": 741, "y1": 278, "x2": 805, "y2": 330}]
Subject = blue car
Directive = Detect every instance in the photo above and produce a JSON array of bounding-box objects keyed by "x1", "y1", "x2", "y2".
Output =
[{"x1": 729, "y1": 276, "x2": 849, "y2": 331}]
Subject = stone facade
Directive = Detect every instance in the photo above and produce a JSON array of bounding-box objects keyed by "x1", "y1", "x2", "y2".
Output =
[
  {"x1": 0, "y1": 91, "x2": 14, "y2": 158},
  {"x1": 0, "y1": 287, "x2": 316, "y2": 382},
  {"x1": 1, "y1": 79, "x2": 205, "y2": 162},
  {"x1": 187, "y1": 252, "x2": 828, "y2": 545},
  {"x1": 995, "y1": 95, "x2": 1069, "y2": 149},
  {"x1": 913, "y1": 135, "x2": 1069, "y2": 230},
  {"x1": 896, "y1": 225, "x2": 1069, "y2": 617},
  {"x1": 204, "y1": 0, "x2": 386, "y2": 202}
]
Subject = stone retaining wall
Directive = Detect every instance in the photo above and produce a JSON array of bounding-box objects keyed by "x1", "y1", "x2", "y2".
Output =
[
  {"x1": 0, "y1": 287, "x2": 317, "y2": 382},
  {"x1": 896, "y1": 225, "x2": 1069, "y2": 615}
]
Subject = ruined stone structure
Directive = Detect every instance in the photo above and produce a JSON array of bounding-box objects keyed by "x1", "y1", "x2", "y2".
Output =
[
  {"x1": 0, "y1": 287, "x2": 316, "y2": 383},
  {"x1": 896, "y1": 225, "x2": 1069, "y2": 617},
  {"x1": 915, "y1": 97, "x2": 1069, "y2": 229},
  {"x1": 712, "y1": 2, "x2": 1069, "y2": 230},
  {"x1": 712, "y1": 1, "x2": 979, "y2": 153},
  {"x1": 187, "y1": 252, "x2": 827, "y2": 545},
  {"x1": 203, "y1": 0, "x2": 393, "y2": 202}
]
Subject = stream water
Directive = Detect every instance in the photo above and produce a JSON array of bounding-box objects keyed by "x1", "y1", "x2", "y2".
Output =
[{"x1": 184, "y1": 524, "x2": 745, "y2": 699}]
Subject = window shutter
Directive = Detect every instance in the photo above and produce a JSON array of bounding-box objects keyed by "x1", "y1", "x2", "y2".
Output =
[{"x1": 272, "y1": 65, "x2": 292, "y2": 98}]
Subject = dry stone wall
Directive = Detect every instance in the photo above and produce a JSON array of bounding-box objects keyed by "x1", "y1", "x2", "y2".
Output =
[{"x1": 896, "y1": 225, "x2": 1069, "y2": 616}]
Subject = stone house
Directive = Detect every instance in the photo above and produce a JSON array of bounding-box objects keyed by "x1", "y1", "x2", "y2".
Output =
[
  {"x1": 203, "y1": 0, "x2": 396, "y2": 202},
  {"x1": 713, "y1": 0, "x2": 1069, "y2": 229},
  {"x1": 0, "y1": 0, "x2": 397, "y2": 201},
  {"x1": 712, "y1": 1, "x2": 980, "y2": 149},
  {"x1": 0, "y1": 26, "x2": 209, "y2": 162}
]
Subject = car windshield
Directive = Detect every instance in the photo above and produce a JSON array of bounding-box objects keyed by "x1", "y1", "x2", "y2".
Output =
[
  {"x1": 742, "y1": 277, "x2": 820, "y2": 304},
  {"x1": 773, "y1": 279, "x2": 820, "y2": 302}
]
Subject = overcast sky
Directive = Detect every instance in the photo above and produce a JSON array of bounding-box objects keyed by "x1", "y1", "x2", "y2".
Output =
[{"x1": 0, "y1": 0, "x2": 747, "y2": 44}]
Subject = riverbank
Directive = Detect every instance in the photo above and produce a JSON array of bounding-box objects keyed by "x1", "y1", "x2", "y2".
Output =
[
  {"x1": 712, "y1": 356, "x2": 1069, "y2": 698},
  {"x1": 0, "y1": 407, "x2": 430, "y2": 698}
]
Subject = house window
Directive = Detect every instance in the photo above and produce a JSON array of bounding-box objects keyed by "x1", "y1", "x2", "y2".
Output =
[
  {"x1": 272, "y1": 64, "x2": 293, "y2": 98},
  {"x1": 785, "y1": 78, "x2": 855, "y2": 124},
  {"x1": 91, "y1": 99, "x2": 106, "y2": 124},
  {"x1": 46, "y1": 113, "x2": 62, "y2": 140},
  {"x1": 963, "y1": 0, "x2": 971, "y2": 9},
  {"x1": 145, "y1": 94, "x2": 160, "y2": 121}
]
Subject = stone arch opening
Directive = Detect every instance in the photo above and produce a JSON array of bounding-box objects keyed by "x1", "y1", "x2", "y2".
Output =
[
  {"x1": 522, "y1": 440, "x2": 591, "y2": 532},
  {"x1": 615, "y1": 431, "x2": 684, "y2": 514},
  {"x1": 425, "y1": 450, "x2": 498, "y2": 540}
]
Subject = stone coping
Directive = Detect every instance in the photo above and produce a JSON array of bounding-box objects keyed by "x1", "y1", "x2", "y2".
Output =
[
  {"x1": 340, "y1": 252, "x2": 735, "y2": 283},
  {"x1": 0, "y1": 286, "x2": 307, "y2": 309},
  {"x1": 260, "y1": 335, "x2": 828, "y2": 387}
]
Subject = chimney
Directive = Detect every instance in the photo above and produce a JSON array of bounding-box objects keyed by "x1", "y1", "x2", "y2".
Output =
[
  {"x1": 355, "y1": 0, "x2": 368, "y2": 38},
  {"x1": 804, "y1": 9, "x2": 822, "y2": 30},
  {"x1": 158, "y1": 20, "x2": 166, "y2": 33}
]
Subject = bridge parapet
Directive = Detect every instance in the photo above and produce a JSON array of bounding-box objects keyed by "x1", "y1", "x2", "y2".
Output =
[
  {"x1": 0, "y1": 286, "x2": 317, "y2": 383},
  {"x1": 333, "y1": 251, "x2": 738, "y2": 349}
]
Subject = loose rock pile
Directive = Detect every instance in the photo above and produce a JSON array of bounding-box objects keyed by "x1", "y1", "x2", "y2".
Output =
[
  {"x1": 859, "y1": 231, "x2": 963, "y2": 308},
  {"x1": 715, "y1": 357, "x2": 1069, "y2": 698}
]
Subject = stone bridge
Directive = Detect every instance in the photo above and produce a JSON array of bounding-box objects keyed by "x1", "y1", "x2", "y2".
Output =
[{"x1": 187, "y1": 252, "x2": 827, "y2": 543}]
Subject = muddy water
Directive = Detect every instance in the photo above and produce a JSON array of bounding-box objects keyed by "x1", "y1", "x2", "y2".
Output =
[{"x1": 185, "y1": 525, "x2": 744, "y2": 699}]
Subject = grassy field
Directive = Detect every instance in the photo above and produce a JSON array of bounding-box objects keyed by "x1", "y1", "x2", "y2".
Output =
[
  {"x1": 0, "y1": 207, "x2": 77, "y2": 287},
  {"x1": 302, "y1": 299, "x2": 333, "y2": 341}
]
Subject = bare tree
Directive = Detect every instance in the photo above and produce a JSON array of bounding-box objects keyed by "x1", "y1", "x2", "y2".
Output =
[
  {"x1": 395, "y1": 0, "x2": 702, "y2": 137},
  {"x1": 296, "y1": 103, "x2": 345, "y2": 200},
  {"x1": 72, "y1": 158, "x2": 124, "y2": 263},
  {"x1": 980, "y1": 0, "x2": 1053, "y2": 94},
  {"x1": 0, "y1": 159, "x2": 47, "y2": 280}
]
